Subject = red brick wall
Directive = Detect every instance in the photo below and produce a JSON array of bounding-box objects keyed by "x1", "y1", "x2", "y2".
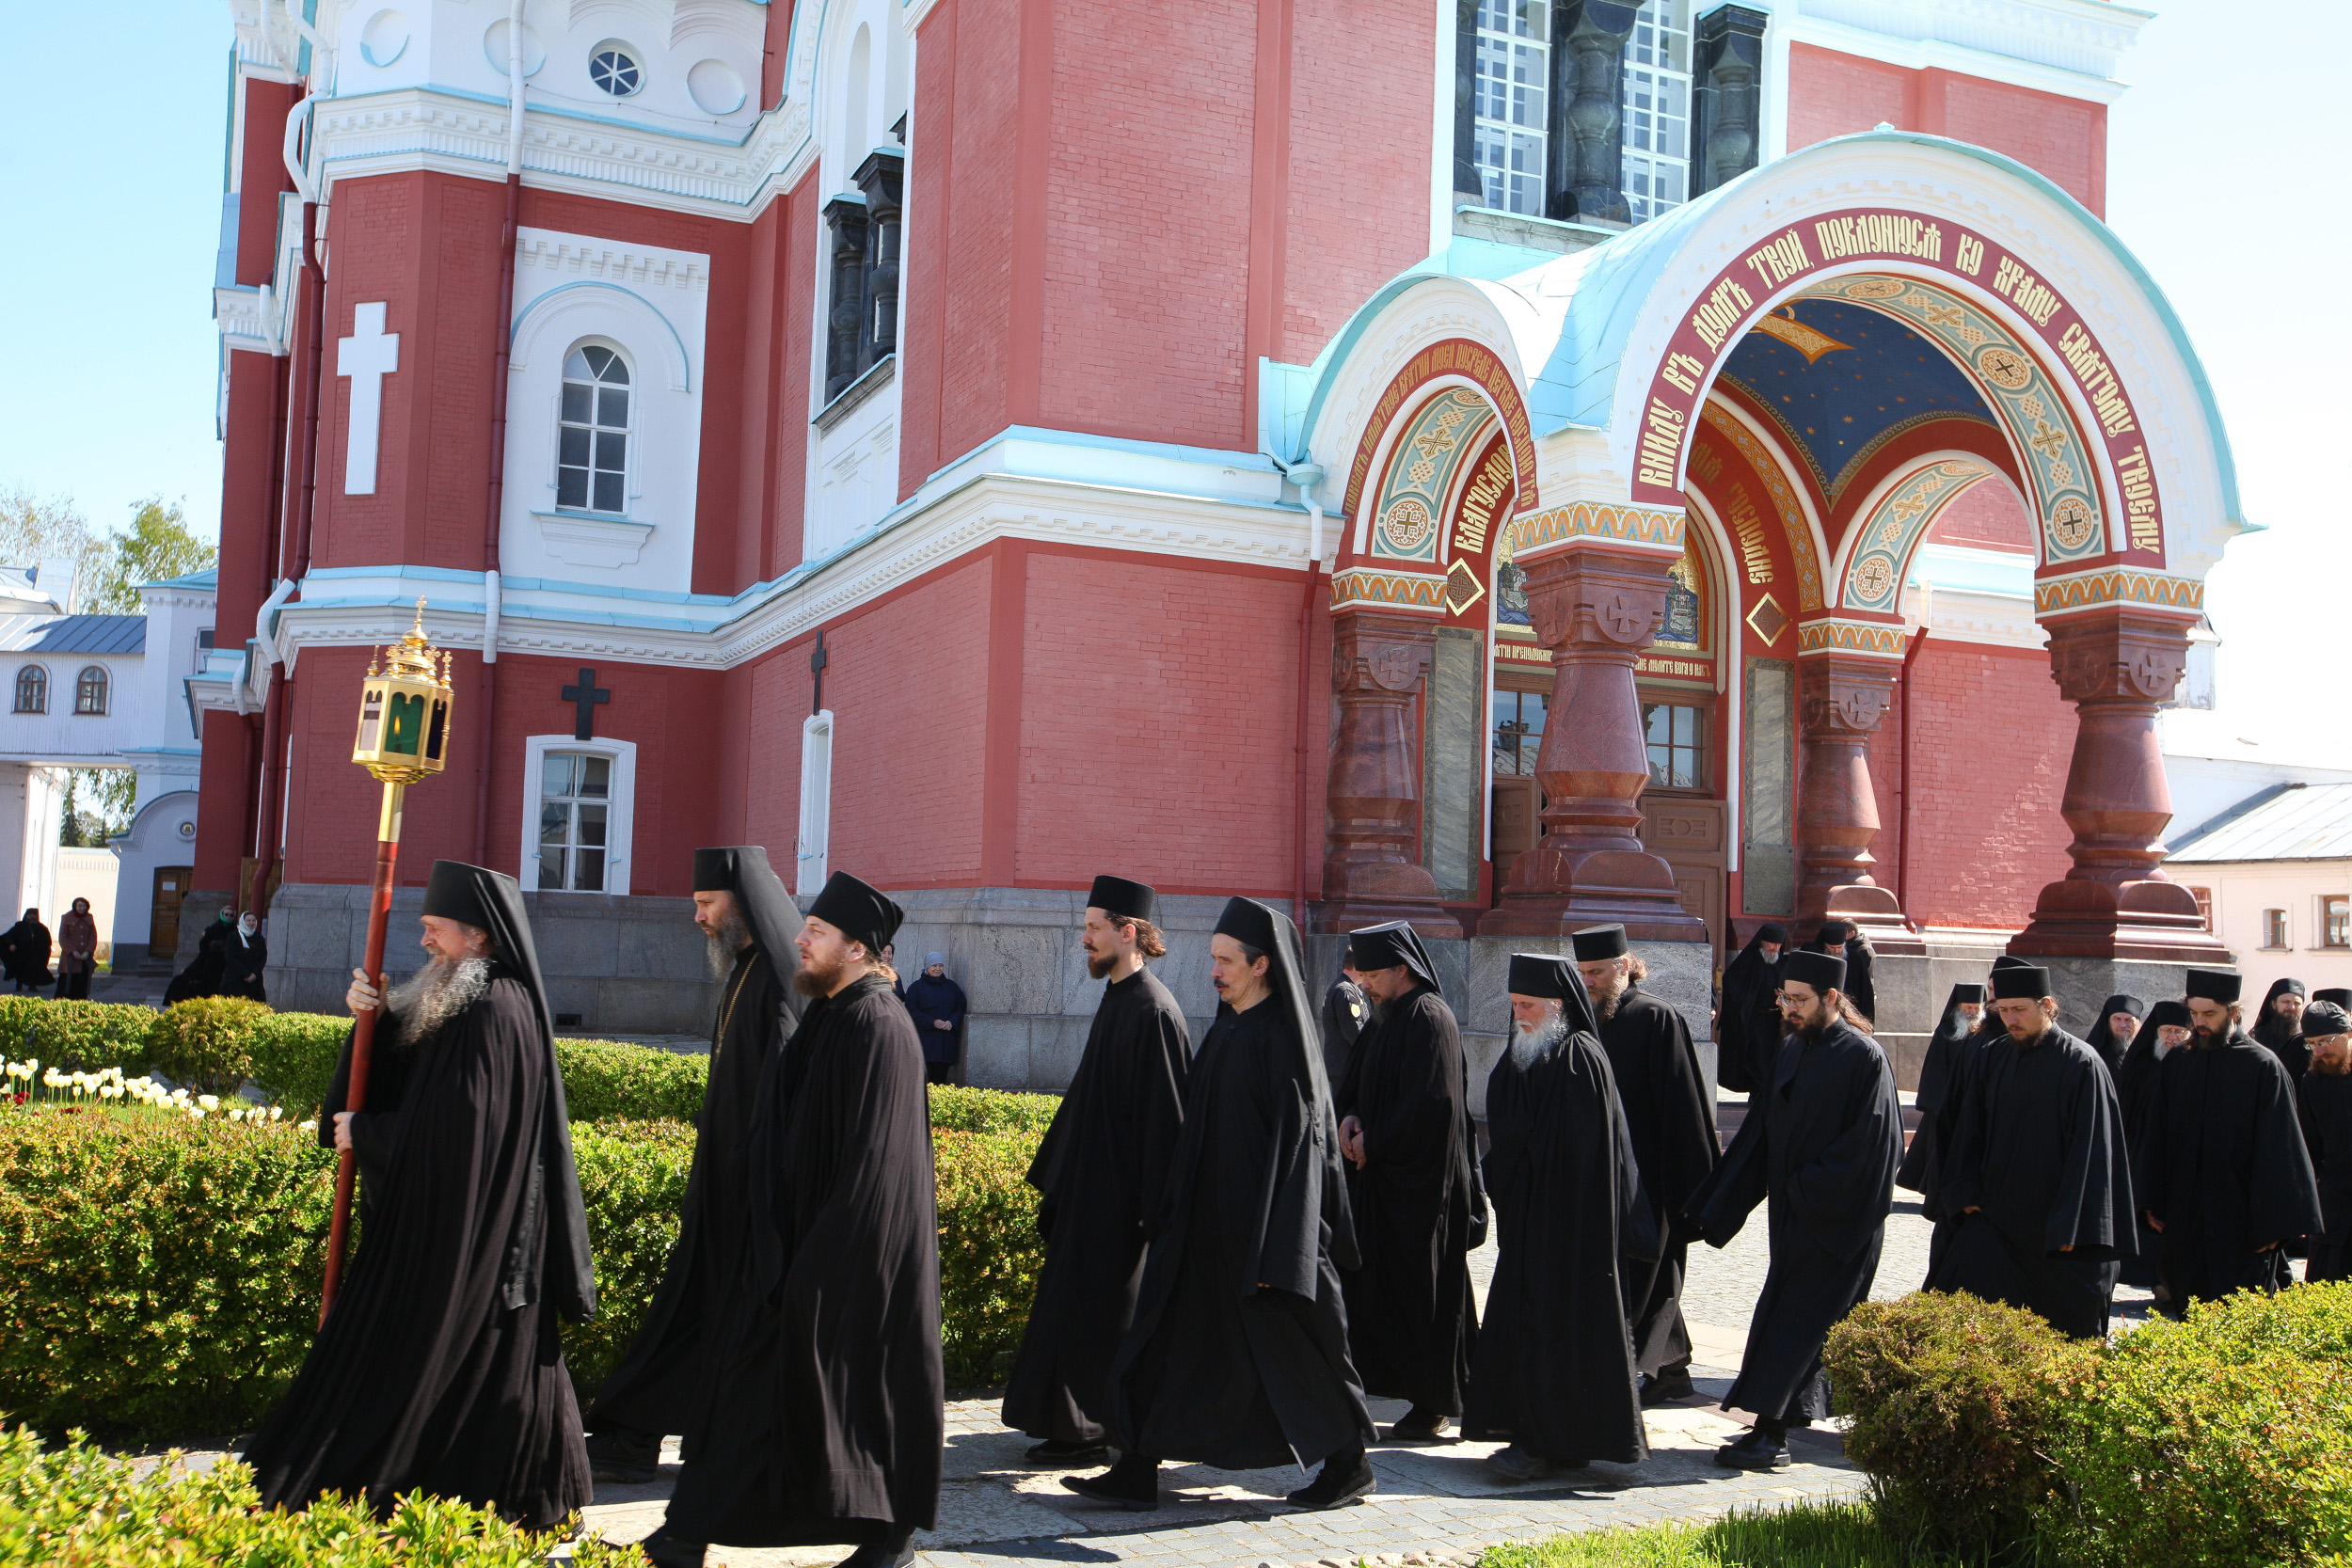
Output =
[
  {"x1": 1928, "y1": 476, "x2": 2035, "y2": 550},
  {"x1": 1864, "y1": 638, "x2": 2073, "y2": 928},
  {"x1": 1787, "y1": 44, "x2": 2106, "y2": 215},
  {"x1": 1014, "y1": 547, "x2": 1326, "y2": 897},
  {"x1": 193, "y1": 711, "x2": 256, "y2": 891},
  {"x1": 729, "y1": 182, "x2": 818, "y2": 591}
]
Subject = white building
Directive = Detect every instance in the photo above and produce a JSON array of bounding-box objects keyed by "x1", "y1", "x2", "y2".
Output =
[
  {"x1": 2167, "y1": 782, "x2": 2352, "y2": 1005},
  {"x1": 0, "y1": 566, "x2": 215, "y2": 968}
]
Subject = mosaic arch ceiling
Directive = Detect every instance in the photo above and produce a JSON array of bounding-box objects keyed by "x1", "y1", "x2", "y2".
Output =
[{"x1": 1714, "y1": 297, "x2": 2002, "y2": 510}]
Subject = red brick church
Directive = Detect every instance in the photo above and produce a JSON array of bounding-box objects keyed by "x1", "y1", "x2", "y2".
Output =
[{"x1": 193, "y1": 0, "x2": 2239, "y2": 1058}]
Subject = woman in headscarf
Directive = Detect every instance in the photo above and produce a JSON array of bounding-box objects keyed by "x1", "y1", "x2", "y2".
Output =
[
  {"x1": 53, "y1": 899, "x2": 98, "y2": 1000},
  {"x1": 2081, "y1": 994, "x2": 2144, "y2": 1080},
  {"x1": 1, "y1": 909, "x2": 52, "y2": 994},
  {"x1": 2251, "y1": 978, "x2": 2310, "y2": 1080},
  {"x1": 2115, "y1": 999, "x2": 2192, "y2": 1290},
  {"x1": 1899, "y1": 984, "x2": 1985, "y2": 1284}
]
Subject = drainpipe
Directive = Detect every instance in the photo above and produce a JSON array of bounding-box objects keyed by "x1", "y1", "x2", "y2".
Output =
[
  {"x1": 1271, "y1": 454, "x2": 1327, "y2": 933},
  {"x1": 1893, "y1": 580, "x2": 1931, "y2": 929},
  {"x1": 474, "y1": 0, "x2": 526, "y2": 866}
]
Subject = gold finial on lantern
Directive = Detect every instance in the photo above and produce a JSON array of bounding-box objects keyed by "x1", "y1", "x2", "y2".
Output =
[{"x1": 351, "y1": 598, "x2": 456, "y2": 785}]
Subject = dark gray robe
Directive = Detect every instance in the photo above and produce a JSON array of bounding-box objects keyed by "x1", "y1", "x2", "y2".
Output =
[
  {"x1": 1932, "y1": 1024, "x2": 2132, "y2": 1338},
  {"x1": 1687, "y1": 1017, "x2": 1901, "y2": 1424},
  {"x1": 1003, "y1": 966, "x2": 1191, "y2": 1443},
  {"x1": 1594, "y1": 985, "x2": 1716, "y2": 1375},
  {"x1": 2297, "y1": 1068, "x2": 2352, "y2": 1282}
]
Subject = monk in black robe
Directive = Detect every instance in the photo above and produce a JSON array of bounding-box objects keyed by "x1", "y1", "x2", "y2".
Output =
[
  {"x1": 1686, "y1": 947, "x2": 1900, "y2": 1471},
  {"x1": 585, "y1": 846, "x2": 803, "y2": 1483},
  {"x1": 2115, "y1": 999, "x2": 2190, "y2": 1289},
  {"x1": 1897, "y1": 983, "x2": 1985, "y2": 1284},
  {"x1": 1005, "y1": 875, "x2": 1191, "y2": 1465},
  {"x1": 241, "y1": 861, "x2": 596, "y2": 1530},
  {"x1": 2296, "y1": 1001, "x2": 2352, "y2": 1283},
  {"x1": 1715, "y1": 923, "x2": 1787, "y2": 1094},
  {"x1": 1334, "y1": 921, "x2": 1481, "y2": 1442},
  {"x1": 1933, "y1": 965, "x2": 2133, "y2": 1338},
  {"x1": 1465, "y1": 955, "x2": 1653, "y2": 1481},
  {"x1": 1091, "y1": 897, "x2": 1375, "y2": 1513},
  {"x1": 643, "y1": 872, "x2": 941, "y2": 1568},
  {"x1": 1572, "y1": 923, "x2": 1716, "y2": 1403},
  {"x1": 1806, "y1": 920, "x2": 1875, "y2": 1023},
  {"x1": 2252, "y1": 976, "x2": 2311, "y2": 1080},
  {"x1": 2081, "y1": 994, "x2": 2142, "y2": 1081},
  {"x1": 2136, "y1": 967, "x2": 2324, "y2": 1308}
]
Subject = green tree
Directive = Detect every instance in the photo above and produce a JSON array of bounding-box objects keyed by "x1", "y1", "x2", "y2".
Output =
[
  {"x1": 0, "y1": 485, "x2": 106, "y2": 607},
  {"x1": 86, "y1": 498, "x2": 217, "y2": 614}
]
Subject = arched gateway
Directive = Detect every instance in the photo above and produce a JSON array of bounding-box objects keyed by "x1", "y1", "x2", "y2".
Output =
[{"x1": 1295, "y1": 131, "x2": 2238, "y2": 969}]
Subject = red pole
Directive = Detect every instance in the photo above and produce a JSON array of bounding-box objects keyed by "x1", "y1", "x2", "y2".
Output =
[{"x1": 320, "y1": 794, "x2": 403, "y2": 1325}]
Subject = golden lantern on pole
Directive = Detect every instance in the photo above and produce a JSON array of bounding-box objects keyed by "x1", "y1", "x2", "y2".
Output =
[{"x1": 322, "y1": 598, "x2": 456, "y2": 1324}]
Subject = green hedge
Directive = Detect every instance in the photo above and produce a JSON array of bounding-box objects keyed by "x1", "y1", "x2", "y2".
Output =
[
  {"x1": 929, "y1": 1082, "x2": 1059, "y2": 1135},
  {"x1": 1831, "y1": 1285, "x2": 2352, "y2": 1568},
  {"x1": 0, "y1": 1423, "x2": 646, "y2": 1566},
  {"x1": 0, "y1": 996, "x2": 157, "y2": 1077},
  {"x1": 244, "y1": 1011, "x2": 353, "y2": 1118},
  {"x1": 0, "y1": 1095, "x2": 1047, "y2": 1442},
  {"x1": 552, "y1": 1037, "x2": 708, "y2": 1123}
]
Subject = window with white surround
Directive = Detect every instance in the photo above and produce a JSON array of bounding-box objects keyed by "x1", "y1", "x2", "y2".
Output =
[
  {"x1": 797, "y1": 711, "x2": 834, "y2": 896},
  {"x1": 589, "y1": 43, "x2": 644, "y2": 98},
  {"x1": 558, "y1": 344, "x2": 632, "y2": 514},
  {"x1": 2265, "y1": 908, "x2": 2290, "y2": 950},
  {"x1": 74, "y1": 666, "x2": 108, "y2": 717},
  {"x1": 13, "y1": 665, "x2": 46, "y2": 714},
  {"x1": 1472, "y1": 0, "x2": 1548, "y2": 216},
  {"x1": 1621, "y1": 0, "x2": 1692, "y2": 224},
  {"x1": 520, "y1": 736, "x2": 636, "y2": 894}
]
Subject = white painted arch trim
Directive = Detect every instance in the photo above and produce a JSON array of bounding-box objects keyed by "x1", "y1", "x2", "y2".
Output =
[
  {"x1": 1825, "y1": 449, "x2": 1995, "y2": 611},
  {"x1": 518, "y1": 734, "x2": 637, "y2": 895}
]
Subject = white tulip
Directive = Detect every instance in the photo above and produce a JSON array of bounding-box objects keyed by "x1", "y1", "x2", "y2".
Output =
[{"x1": 197, "y1": 1095, "x2": 220, "y2": 1112}]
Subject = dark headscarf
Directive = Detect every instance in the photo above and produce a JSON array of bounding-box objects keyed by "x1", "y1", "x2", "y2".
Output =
[
  {"x1": 2253, "y1": 977, "x2": 2308, "y2": 1051},
  {"x1": 692, "y1": 846, "x2": 805, "y2": 1003},
  {"x1": 1214, "y1": 897, "x2": 1329, "y2": 1101},
  {"x1": 1932, "y1": 984, "x2": 1984, "y2": 1043},
  {"x1": 418, "y1": 860, "x2": 596, "y2": 1321},
  {"x1": 1506, "y1": 952, "x2": 1599, "y2": 1038},
  {"x1": 2082, "y1": 993, "x2": 2144, "y2": 1076},
  {"x1": 1346, "y1": 920, "x2": 1441, "y2": 995}
]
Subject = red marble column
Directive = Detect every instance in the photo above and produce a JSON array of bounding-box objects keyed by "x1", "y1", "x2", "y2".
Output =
[
  {"x1": 1795, "y1": 648, "x2": 1922, "y2": 953},
  {"x1": 2011, "y1": 608, "x2": 2232, "y2": 960},
  {"x1": 1320, "y1": 609, "x2": 1462, "y2": 938},
  {"x1": 1480, "y1": 545, "x2": 1705, "y2": 940}
]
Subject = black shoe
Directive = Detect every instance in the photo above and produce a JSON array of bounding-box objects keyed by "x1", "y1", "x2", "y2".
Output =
[
  {"x1": 1714, "y1": 1437, "x2": 1789, "y2": 1471},
  {"x1": 1025, "y1": 1437, "x2": 1112, "y2": 1467},
  {"x1": 1383, "y1": 1407, "x2": 1453, "y2": 1444},
  {"x1": 835, "y1": 1527, "x2": 916, "y2": 1568},
  {"x1": 586, "y1": 1429, "x2": 661, "y2": 1485},
  {"x1": 1062, "y1": 1455, "x2": 1159, "y2": 1512},
  {"x1": 1639, "y1": 1370, "x2": 1696, "y2": 1406},
  {"x1": 1285, "y1": 1451, "x2": 1375, "y2": 1510},
  {"x1": 628, "y1": 1524, "x2": 706, "y2": 1568},
  {"x1": 1485, "y1": 1443, "x2": 1552, "y2": 1483}
]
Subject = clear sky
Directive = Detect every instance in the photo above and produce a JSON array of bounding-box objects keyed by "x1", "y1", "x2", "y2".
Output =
[{"x1": 1, "y1": 0, "x2": 2343, "y2": 745}]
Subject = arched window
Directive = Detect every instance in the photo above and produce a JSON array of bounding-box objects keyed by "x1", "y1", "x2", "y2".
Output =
[
  {"x1": 73, "y1": 666, "x2": 107, "y2": 716},
  {"x1": 558, "y1": 345, "x2": 631, "y2": 514},
  {"x1": 12, "y1": 665, "x2": 46, "y2": 714}
]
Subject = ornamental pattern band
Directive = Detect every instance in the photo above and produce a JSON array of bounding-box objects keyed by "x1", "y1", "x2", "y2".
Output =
[
  {"x1": 1796, "y1": 618, "x2": 1907, "y2": 658},
  {"x1": 1329, "y1": 567, "x2": 1450, "y2": 614},
  {"x1": 1505, "y1": 500, "x2": 1687, "y2": 557},
  {"x1": 2032, "y1": 569, "x2": 2204, "y2": 617}
]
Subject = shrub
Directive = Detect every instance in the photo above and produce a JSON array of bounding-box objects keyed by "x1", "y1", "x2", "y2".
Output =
[
  {"x1": 0, "y1": 1424, "x2": 648, "y2": 1566},
  {"x1": 246, "y1": 1010, "x2": 353, "y2": 1117},
  {"x1": 1824, "y1": 1291, "x2": 2092, "y2": 1557},
  {"x1": 2044, "y1": 1282, "x2": 2352, "y2": 1568},
  {"x1": 554, "y1": 1037, "x2": 708, "y2": 1123},
  {"x1": 934, "y1": 1127, "x2": 1046, "y2": 1386},
  {"x1": 562, "y1": 1118, "x2": 698, "y2": 1395},
  {"x1": 930, "y1": 1082, "x2": 1059, "y2": 1135},
  {"x1": 0, "y1": 995, "x2": 156, "y2": 1075},
  {"x1": 147, "y1": 996, "x2": 274, "y2": 1095}
]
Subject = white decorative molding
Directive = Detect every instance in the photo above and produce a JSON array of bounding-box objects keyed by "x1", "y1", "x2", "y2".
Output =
[
  {"x1": 213, "y1": 192, "x2": 308, "y2": 358},
  {"x1": 1790, "y1": 0, "x2": 2148, "y2": 92},
  {"x1": 534, "y1": 512, "x2": 657, "y2": 568}
]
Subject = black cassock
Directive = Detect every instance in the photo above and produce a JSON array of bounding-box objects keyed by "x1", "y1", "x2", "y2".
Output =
[
  {"x1": 2297, "y1": 1069, "x2": 2352, "y2": 1283},
  {"x1": 1461, "y1": 1024, "x2": 1654, "y2": 1465},
  {"x1": 1593, "y1": 986, "x2": 1716, "y2": 1374},
  {"x1": 1335, "y1": 985, "x2": 1480, "y2": 1416},
  {"x1": 1687, "y1": 1018, "x2": 1900, "y2": 1424},
  {"x1": 2112, "y1": 1023, "x2": 2179, "y2": 1285},
  {"x1": 1003, "y1": 966, "x2": 1192, "y2": 1444},
  {"x1": 2135, "y1": 1032, "x2": 2323, "y2": 1304},
  {"x1": 667, "y1": 974, "x2": 943, "y2": 1546},
  {"x1": 1321, "y1": 975, "x2": 1370, "y2": 1087},
  {"x1": 1110, "y1": 996, "x2": 1374, "y2": 1470},
  {"x1": 1899, "y1": 998, "x2": 1995, "y2": 1282},
  {"x1": 1714, "y1": 937, "x2": 1782, "y2": 1095},
  {"x1": 242, "y1": 970, "x2": 596, "y2": 1529},
  {"x1": 586, "y1": 942, "x2": 793, "y2": 1451},
  {"x1": 1932, "y1": 1026, "x2": 2132, "y2": 1338}
]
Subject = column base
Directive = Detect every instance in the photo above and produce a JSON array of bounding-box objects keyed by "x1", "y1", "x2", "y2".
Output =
[
  {"x1": 1318, "y1": 861, "x2": 1463, "y2": 939},
  {"x1": 1314, "y1": 897, "x2": 1464, "y2": 940},
  {"x1": 2010, "y1": 877, "x2": 2234, "y2": 963},
  {"x1": 1477, "y1": 847, "x2": 1707, "y2": 941},
  {"x1": 1806, "y1": 883, "x2": 1925, "y2": 956}
]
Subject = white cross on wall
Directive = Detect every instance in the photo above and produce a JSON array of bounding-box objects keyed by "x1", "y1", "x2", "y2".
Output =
[{"x1": 338, "y1": 302, "x2": 401, "y2": 496}]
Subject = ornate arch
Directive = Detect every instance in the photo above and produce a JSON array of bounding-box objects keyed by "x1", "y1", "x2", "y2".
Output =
[
  {"x1": 1831, "y1": 454, "x2": 1992, "y2": 615},
  {"x1": 1339, "y1": 338, "x2": 1539, "y2": 531}
]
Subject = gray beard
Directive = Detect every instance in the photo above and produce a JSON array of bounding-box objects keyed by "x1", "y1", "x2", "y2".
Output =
[
  {"x1": 389, "y1": 955, "x2": 491, "y2": 1038},
  {"x1": 1509, "y1": 1013, "x2": 1568, "y2": 1069},
  {"x1": 706, "y1": 911, "x2": 751, "y2": 977}
]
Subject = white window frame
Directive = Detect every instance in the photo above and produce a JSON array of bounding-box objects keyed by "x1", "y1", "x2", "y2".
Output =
[
  {"x1": 1470, "y1": 0, "x2": 1549, "y2": 216},
  {"x1": 1622, "y1": 0, "x2": 1692, "y2": 226},
  {"x1": 519, "y1": 735, "x2": 637, "y2": 895},
  {"x1": 797, "y1": 710, "x2": 834, "y2": 896},
  {"x1": 555, "y1": 338, "x2": 637, "y2": 517}
]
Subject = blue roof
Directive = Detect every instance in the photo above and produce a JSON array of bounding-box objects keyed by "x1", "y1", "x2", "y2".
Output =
[
  {"x1": 0, "y1": 615, "x2": 146, "y2": 655},
  {"x1": 148, "y1": 567, "x2": 218, "y2": 590}
]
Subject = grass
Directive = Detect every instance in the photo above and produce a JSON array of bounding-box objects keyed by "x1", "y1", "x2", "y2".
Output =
[{"x1": 1480, "y1": 1501, "x2": 2059, "y2": 1568}]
